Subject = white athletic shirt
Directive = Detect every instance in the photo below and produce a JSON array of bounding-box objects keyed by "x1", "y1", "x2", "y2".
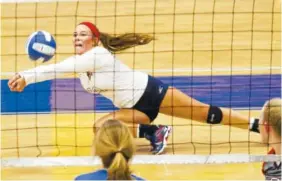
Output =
[{"x1": 19, "y1": 46, "x2": 149, "y2": 108}]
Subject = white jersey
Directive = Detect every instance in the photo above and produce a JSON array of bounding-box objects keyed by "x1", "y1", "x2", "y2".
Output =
[{"x1": 19, "y1": 47, "x2": 148, "y2": 108}]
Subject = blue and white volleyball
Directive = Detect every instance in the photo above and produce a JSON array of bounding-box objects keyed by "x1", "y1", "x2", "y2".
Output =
[{"x1": 26, "y1": 30, "x2": 56, "y2": 62}]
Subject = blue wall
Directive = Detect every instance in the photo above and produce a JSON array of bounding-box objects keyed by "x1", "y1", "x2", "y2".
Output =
[{"x1": 1, "y1": 74, "x2": 281, "y2": 114}]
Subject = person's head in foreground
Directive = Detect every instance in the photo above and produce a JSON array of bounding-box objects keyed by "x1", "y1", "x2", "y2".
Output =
[
  {"x1": 75, "y1": 119, "x2": 144, "y2": 180},
  {"x1": 259, "y1": 98, "x2": 281, "y2": 180},
  {"x1": 259, "y1": 98, "x2": 281, "y2": 151}
]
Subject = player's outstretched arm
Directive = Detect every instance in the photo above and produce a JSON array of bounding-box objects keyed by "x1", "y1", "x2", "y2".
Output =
[{"x1": 8, "y1": 47, "x2": 111, "y2": 92}]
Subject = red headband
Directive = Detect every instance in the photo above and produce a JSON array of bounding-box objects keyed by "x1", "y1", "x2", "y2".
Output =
[{"x1": 79, "y1": 22, "x2": 100, "y2": 41}]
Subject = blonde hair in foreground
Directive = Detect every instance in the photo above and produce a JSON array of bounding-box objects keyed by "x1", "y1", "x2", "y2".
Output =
[
  {"x1": 94, "y1": 119, "x2": 135, "y2": 180},
  {"x1": 262, "y1": 98, "x2": 281, "y2": 136}
]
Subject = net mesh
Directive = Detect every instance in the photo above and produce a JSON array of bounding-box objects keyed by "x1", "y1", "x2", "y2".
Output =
[{"x1": 1, "y1": 0, "x2": 281, "y2": 166}]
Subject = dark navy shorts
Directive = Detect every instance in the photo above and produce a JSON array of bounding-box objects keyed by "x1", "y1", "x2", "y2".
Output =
[{"x1": 133, "y1": 75, "x2": 169, "y2": 122}]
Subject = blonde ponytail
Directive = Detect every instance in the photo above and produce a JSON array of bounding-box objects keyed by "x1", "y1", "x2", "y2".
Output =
[
  {"x1": 94, "y1": 119, "x2": 135, "y2": 180},
  {"x1": 107, "y1": 152, "x2": 131, "y2": 180},
  {"x1": 100, "y1": 32, "x2": 154, "y2": 53}
]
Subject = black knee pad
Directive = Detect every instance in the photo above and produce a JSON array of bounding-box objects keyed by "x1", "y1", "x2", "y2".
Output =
[{"x1": 207, "y1": 106, "x2": 223, "y2": 124}]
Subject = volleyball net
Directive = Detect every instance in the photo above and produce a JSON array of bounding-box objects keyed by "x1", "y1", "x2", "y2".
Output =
[{"x1": 1, "y1": 0, "x2": 281, "y2": 167}]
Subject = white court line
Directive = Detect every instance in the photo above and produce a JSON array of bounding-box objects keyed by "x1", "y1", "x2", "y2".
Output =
[{"x1": 0, "y1": 66, "x2": 281, "y2": 76}]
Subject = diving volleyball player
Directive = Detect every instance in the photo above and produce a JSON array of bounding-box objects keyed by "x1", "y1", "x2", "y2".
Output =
[{"x1": 8, "y1": 22, "x2": 260, "y2": 154}]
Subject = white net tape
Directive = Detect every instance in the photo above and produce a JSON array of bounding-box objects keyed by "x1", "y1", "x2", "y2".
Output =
[{"x1": 2, "y1": 155, "x2": 281, "y2": 167}]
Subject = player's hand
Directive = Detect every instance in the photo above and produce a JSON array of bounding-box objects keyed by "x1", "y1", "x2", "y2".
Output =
[{"x1": 8, "y1": 74, "x2": 27, "y2": 92}]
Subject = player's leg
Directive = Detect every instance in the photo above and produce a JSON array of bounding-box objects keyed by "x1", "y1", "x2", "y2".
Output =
[
  {"x1": 125, "y1": 123, "x2": 170, "y2": 145},
  {"x1": 93, "y1": 109, "x2": 171, "y2": 154},
  {"x1": 138, "y1": 124, "x2": 172, "y2": 154},
  {"x1": 125, "y1": 123, "x2": 172, "y2": 153},
  {"x1": 93, "y1": 109, "x2": 150, "y2": 133},
  {"x1": 159, "y1": 87, "x2": 258, "y2": 131}
]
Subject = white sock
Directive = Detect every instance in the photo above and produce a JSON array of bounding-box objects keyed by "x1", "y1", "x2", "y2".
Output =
[{"x1": 249, "y1": 117, "x2": 255, "y2": 129}]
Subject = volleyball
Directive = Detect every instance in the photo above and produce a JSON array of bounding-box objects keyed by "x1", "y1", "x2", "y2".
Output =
[{"x1": 26, "y1": 30, "x2": 56, "y2": 62}]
